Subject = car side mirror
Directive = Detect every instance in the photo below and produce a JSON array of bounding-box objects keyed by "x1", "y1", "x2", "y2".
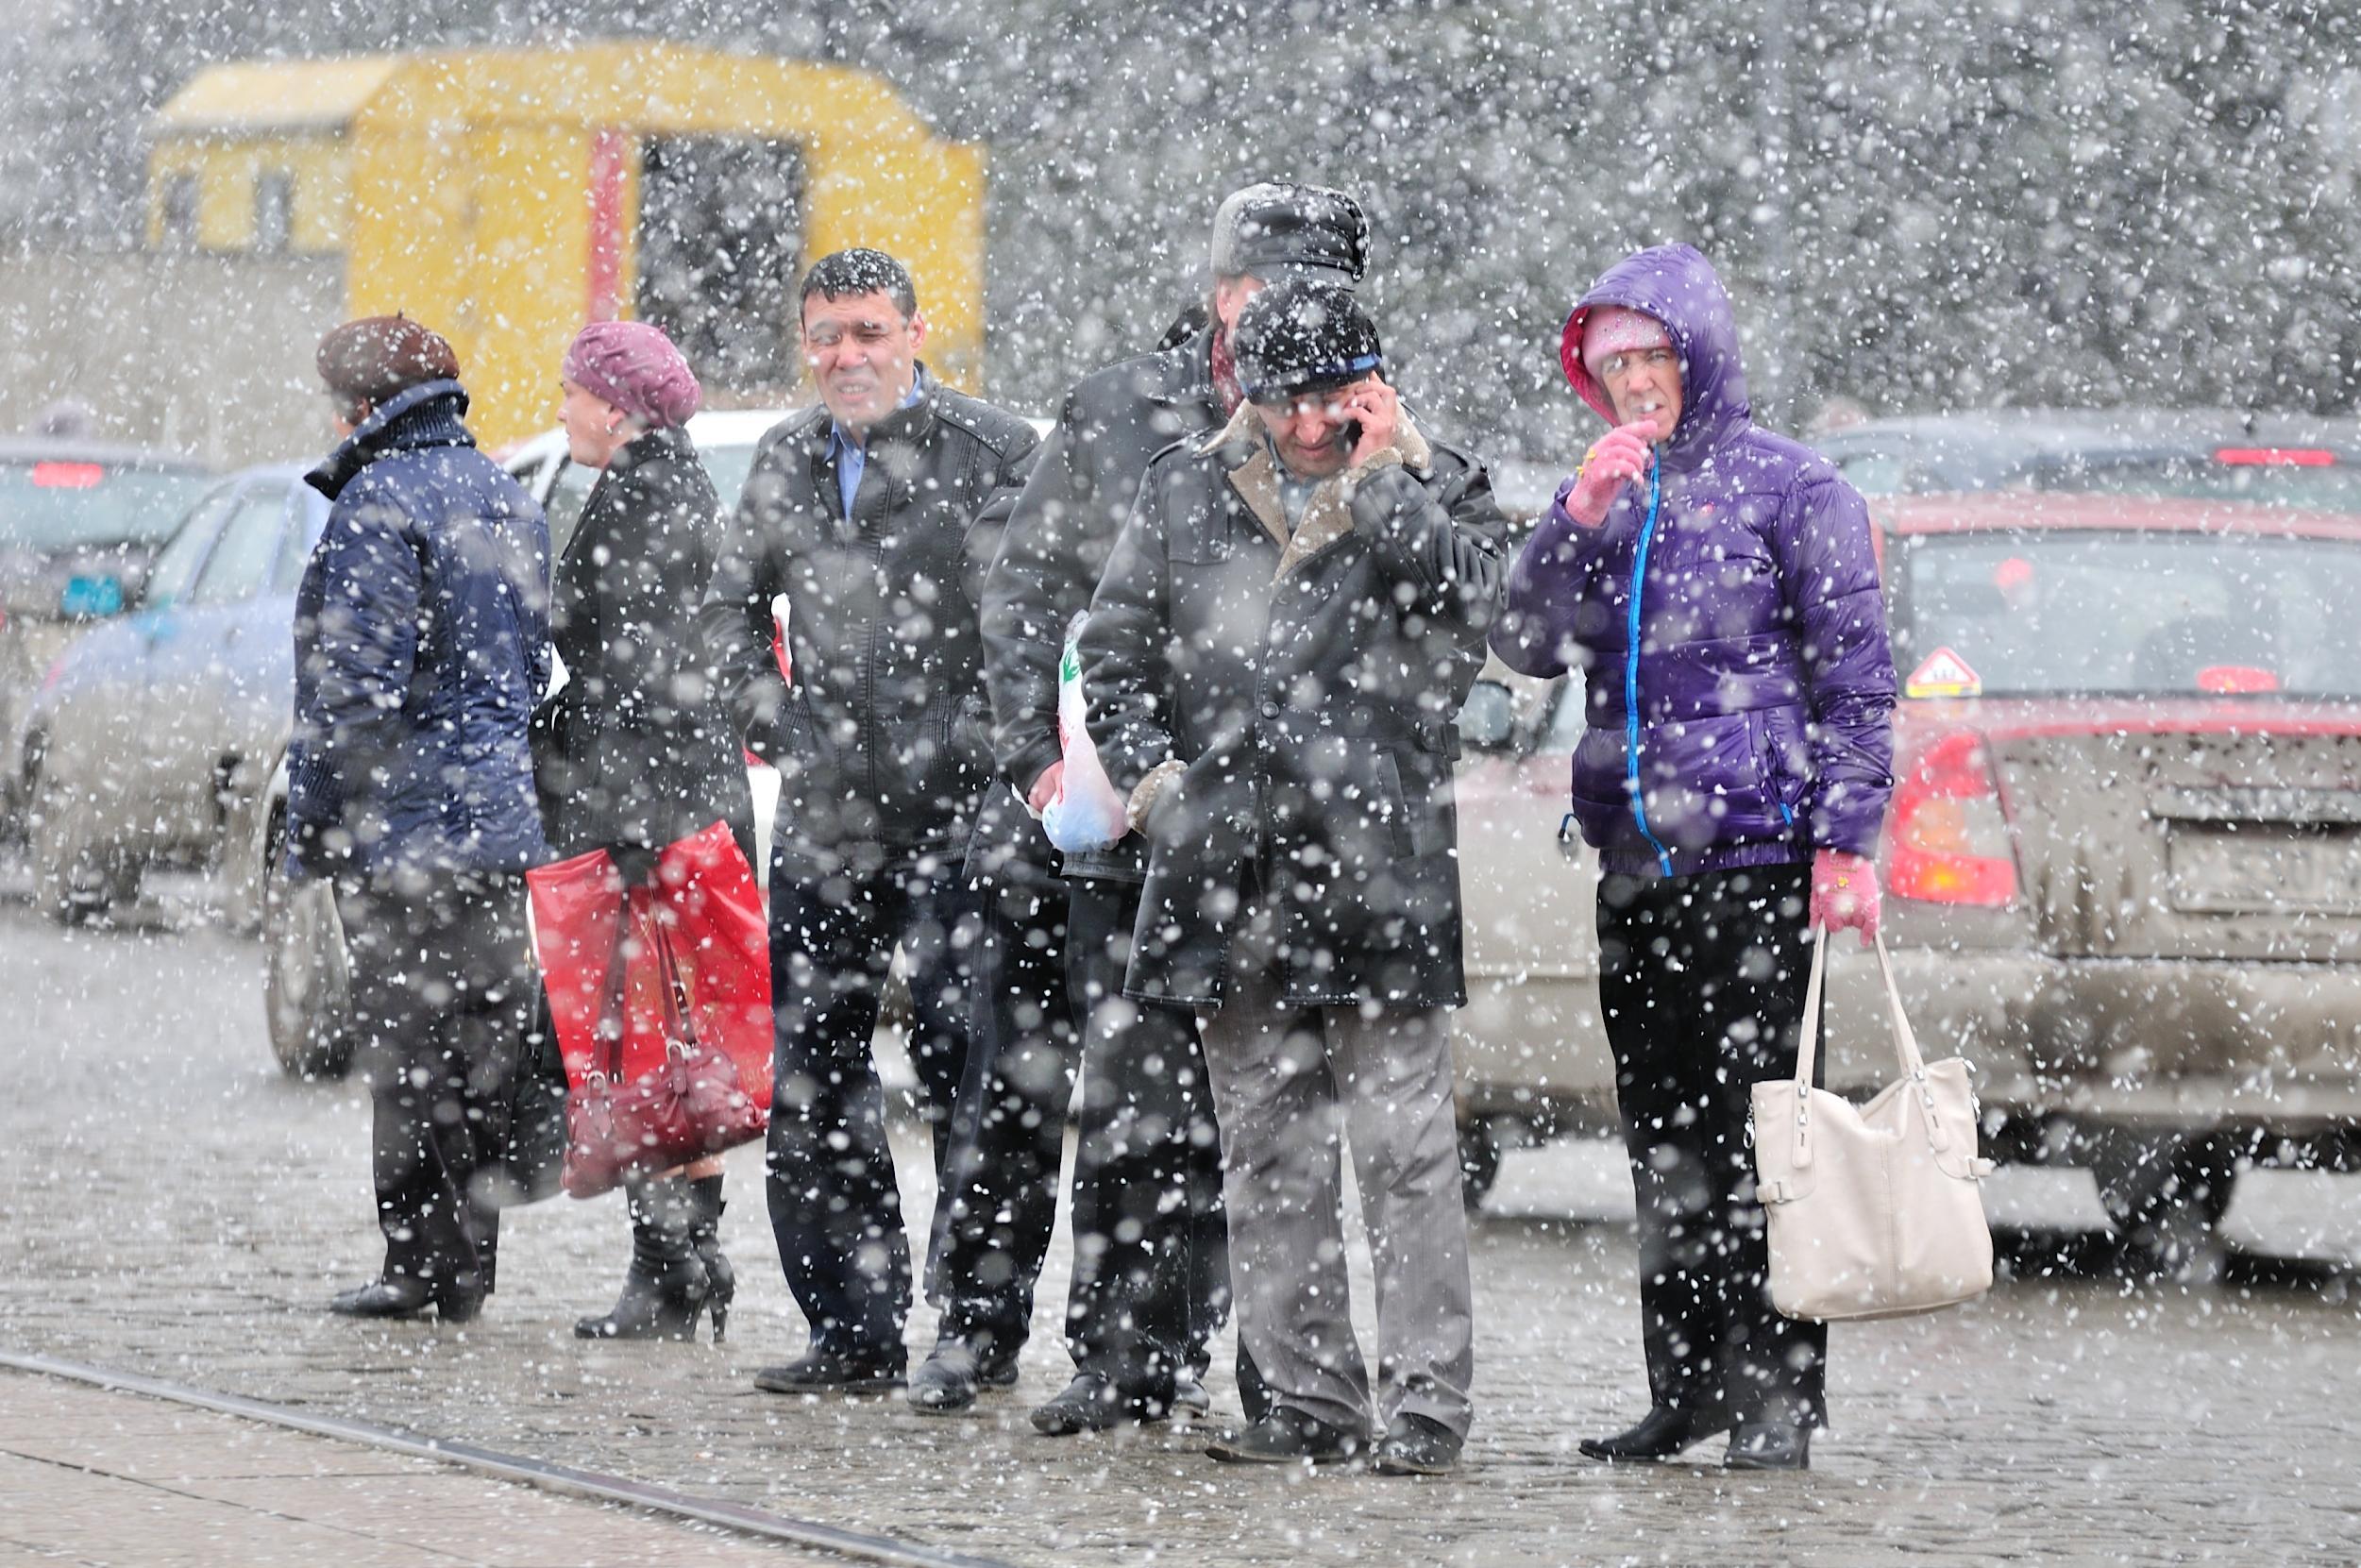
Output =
[
  {"x1": 1457, "y1": 679, "x2": 1516, "y2": 753},
  {"x1": 59, "y1": 574, "x2": 125, "y2": 619}
]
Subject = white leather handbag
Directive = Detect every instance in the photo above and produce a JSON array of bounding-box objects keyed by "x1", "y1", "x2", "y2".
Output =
[{"x1": 1751, "y1": 930, "x2": 1997, "y2": 1322}]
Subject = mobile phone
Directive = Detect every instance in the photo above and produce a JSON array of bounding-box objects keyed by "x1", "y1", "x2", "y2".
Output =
[{"x1": 1340, "y1": 418, "x2": 1364, "y2": 449}]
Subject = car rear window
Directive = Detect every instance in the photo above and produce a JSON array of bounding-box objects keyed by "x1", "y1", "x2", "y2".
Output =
[
  {"x1": 2037, "y1": 455, "x2": 2361, "y2": 513},
  {"x1": 0, "y1": 460, "x2": 212, "y2": 553},
  {"x1": 1896, "y1": 530, "x2": 2361, "y2": 700}
]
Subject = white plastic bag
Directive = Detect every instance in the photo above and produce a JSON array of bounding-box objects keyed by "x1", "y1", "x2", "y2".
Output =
[{"x1": 1039, "y1": 614, "x2": 1130, "y2": 853}]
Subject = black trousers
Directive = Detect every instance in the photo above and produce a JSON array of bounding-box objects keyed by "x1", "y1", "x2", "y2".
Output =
[
  {"x1": 1059, "y1": 875, "x2": 1241, "y2": 1401},
  {"x1": 928, "y1": 854, "x2": 1079, "y2": 1352},
  {"x1": 764, "y1": 847, "x2": 976, "y2": 1359},
  {"x1": 1596, "y1": 863, "x2": 1829, "y2": 1427},
  {"x1": 334, "y1": 870, "x2": 533, "y2": 1306}
]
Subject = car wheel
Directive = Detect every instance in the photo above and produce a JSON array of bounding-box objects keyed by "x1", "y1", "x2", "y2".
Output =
[
  {"x1": 2088, "y1": 1130, "x2": 2237, "y2": 1280},
  {"x1": 1458, "y1": 1114, "x2": 1508, "y2": 1211},
  {"x1": 261, "y1": 825, "x2": 352, "y2": 1079},
  {"x1": 28, "y1": 772, "x2": 133, "y2": 925}
]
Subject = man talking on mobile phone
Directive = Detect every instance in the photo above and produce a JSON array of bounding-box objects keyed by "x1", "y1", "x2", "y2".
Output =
[
  {"x1": 981, "y1": 182, "x2": 1370, "y2": 1437},
  {"x1": 1080, "y1": 278, "x2": 1506, "y2": 1475}
]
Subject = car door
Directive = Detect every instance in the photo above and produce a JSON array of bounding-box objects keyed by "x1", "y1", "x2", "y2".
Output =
[
  {"x1": 1451, "y1": 666, "x2": 1614, "y2": 1132},
  {"x1": 140, "y1": 480, "x2": 291, "y2": 851},
  {"x1": 211, "y1": 487, "x2": 325, "y2": 834},
  {"x1": 45, "y1": 481, "x2": 238, "y2": 845}
]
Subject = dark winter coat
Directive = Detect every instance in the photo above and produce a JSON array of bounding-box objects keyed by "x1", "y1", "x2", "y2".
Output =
[
  {"x1": 531, "y1": 424, "x2": 754, "y2": 869},
  {"x1": 1491, "y1": 244, "x2": 1897, "y2": 879},
  {"x1": 1083, "y1": 405, "x2": 1508, "y2": 1009},
  {"x1": 287, "y1": 379, "x2": 551, "y2": 880},
  {"x1": 981, "y1": 325, "x2": 1228, "y2": 884},
  {"x1": 700, "y1": 370, "x2": 1038, "y2": 877}
]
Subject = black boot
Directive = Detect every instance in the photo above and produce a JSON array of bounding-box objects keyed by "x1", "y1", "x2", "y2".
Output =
[
  {"x1": 1578, "y1": 1404, "x2": 1732, "y2": 1462},
  {"x1": 574, "y1": 1175, "x2": 711, "y2": 1341},
  {"x1": 685, "y1": 1174, "x2": 734, "y2": 1343}
]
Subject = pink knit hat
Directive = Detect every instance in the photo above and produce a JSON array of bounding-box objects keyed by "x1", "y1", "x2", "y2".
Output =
[
  {"x1": 562, "y1": 320, "x2": 701, "y2": 430},
  {"x1": 1578, "y1": 304, "x2": 1674, "y2": 374}
]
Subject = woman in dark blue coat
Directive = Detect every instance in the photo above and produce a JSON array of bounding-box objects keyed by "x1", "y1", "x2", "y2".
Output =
[
  {"x1": 289, "y1": 315, "x2": 551, "y2": 1324},
  {"x1": 532, "y1": 320, "x2": 753, "y2": 1342}
]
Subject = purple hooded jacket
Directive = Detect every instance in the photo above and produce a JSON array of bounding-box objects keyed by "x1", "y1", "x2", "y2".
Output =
[{"x1": 1492, "y1": 244, "x2": 1897, "y2": 879}]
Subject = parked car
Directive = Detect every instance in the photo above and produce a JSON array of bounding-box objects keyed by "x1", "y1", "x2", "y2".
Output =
[
  {"x1": 247, "y1": 410, "x2": 792, "y2": 1078},
  {"x1": 1453, "y1": 492, "x2": 2361, "y2": 1271},
  {"x1": 0, "y1": 438, "x2": 213, "y2": 833},
  {"x1": 1816, "y1": 408, "x2": 2361, "y2": 512},
  {"x1": 16, "y1": 464, "x2": 325, "y2": 929}
]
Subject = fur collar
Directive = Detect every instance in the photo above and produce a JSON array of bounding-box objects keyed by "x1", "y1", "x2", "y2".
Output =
[{"x1": 1200, "y1": 401, "x2": 1433, "y2": 581}]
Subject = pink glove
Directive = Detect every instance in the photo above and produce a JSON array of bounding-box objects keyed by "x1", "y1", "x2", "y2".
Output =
[
  {"x1": 1562, "y1": 423, "x2": 1655, "y2": 527},
  {"x1": 1811, "y1": 850, "x2": 1881, "y2": 948}
]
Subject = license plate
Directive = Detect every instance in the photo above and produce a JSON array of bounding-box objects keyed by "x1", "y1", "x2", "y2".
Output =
[{"x1": 2167, "y1": 826, "x2": 2361, "y2": 916}]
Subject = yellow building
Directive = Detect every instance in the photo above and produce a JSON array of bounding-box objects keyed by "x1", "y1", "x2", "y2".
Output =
[{"x1": 147, "y1": 43, "x2": 987, "y2": 447}]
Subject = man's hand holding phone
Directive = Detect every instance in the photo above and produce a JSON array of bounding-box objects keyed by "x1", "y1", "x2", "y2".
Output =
[
  {"x1": 1562, "y1": 421, "x2": 1655, "y2": 528},
  {"x1": 1341, "y1": 375, "x2": 1400, "y2": 468}
]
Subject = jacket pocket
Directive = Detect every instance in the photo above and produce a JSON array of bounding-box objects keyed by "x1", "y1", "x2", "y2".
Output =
[
  {"x1": 1169, "y1": 498, "x2": 1234, "y2": 564},
  {"x1": 1632, "y1": 711, "x2": 1783, "y2": 850},
  {"x1": 1565, "y1": 727, "x2": 1629, "y2": 848}
]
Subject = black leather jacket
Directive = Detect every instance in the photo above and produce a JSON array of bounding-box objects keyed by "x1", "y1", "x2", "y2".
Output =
[
  {"x1": 980, "y1": 327, "x2": 1226, "y2": 882},
  {"x1": 702, "y1": 372, "x2": 1038, "y2": 873}
]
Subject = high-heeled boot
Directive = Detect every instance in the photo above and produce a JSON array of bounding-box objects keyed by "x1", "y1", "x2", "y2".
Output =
[
  {"x1": 574, "y1": 1174, "x2": 710, "y2": 1341},
  {"x1": 684, "y1": 1174, "x2": 734, "y2": 1344}
]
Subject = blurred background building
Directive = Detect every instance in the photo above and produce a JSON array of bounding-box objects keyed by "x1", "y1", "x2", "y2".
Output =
[{"x1": 0, "y1": 0, "x2": 2356, "y2": 464}]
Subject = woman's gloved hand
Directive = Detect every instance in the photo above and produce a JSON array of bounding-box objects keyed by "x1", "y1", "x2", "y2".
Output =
[
  {"x1": 1562, "y1": 422, "x2": 1656, "y2": 527},
  {"x1": 1810, "y1": 849, "x2": 1881, "y2": 947}
]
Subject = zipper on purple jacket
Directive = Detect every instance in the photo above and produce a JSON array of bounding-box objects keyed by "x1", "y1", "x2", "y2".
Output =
[{"x1": 1624, "y1": 453, "x2": 1675, "y2": 877}]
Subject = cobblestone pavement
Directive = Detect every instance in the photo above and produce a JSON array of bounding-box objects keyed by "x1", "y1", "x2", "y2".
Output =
[{"x1": 2, "y1": 901, "x2": 2358, "y2": 1567}]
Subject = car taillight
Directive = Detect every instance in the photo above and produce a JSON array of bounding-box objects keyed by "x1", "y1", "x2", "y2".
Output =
[
  {"x1": 2214, "y1": 447, "x2": 2336, "y2": 467},
  {"x1": 1888, "y1": 731, "x2": 2018, "y2": 906},
  {"x1": 2198, "y1": 664, "x2": 2279, "y2": 694},
  {"x1": 30, "y1": 461, "x2": 105, "y2": 489}
]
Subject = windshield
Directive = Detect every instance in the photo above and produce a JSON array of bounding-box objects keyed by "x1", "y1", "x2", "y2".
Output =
[
  {"x1": 0, "y1": 460, "x2": 212, "y2": 553},
  {"x1": 702, "y1": 442, "x2": 759, "y2": 510},
  {"x1": 1895, "y1": 530, "x2": 2361, "y2": 700},
  {"x1": 2037, "y1": 455, "x2": 2361, "y2": 513}
]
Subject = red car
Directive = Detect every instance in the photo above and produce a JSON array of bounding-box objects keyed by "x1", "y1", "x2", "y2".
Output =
[{"x1": 1453, "y1": 493, "x2": 2361, "y2": 1273}]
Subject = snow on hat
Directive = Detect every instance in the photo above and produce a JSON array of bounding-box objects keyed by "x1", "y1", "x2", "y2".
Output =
[
  {"x1": 1229, "y1": 278, "x2": 1384, "y2": 403},
  {"x1": 562, "y1": 319, "x2": 702, "y2": 430},
  {"x1": 1209, "y1": 182, "x2": 1370, "y2": 287},
  {"x1": 1578, "y1": 304, "x2": 1674, "y2": 374},
  {"x1": 316, "y1": 313, "x2": 460, "y2": 407}
]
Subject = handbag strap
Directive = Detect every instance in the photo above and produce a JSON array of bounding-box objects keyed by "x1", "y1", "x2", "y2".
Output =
[
  {"x1": 596, "y1": 904, "x2": 632, "y2": 1084},
  {"x1": 1787, "y1": 927, "x2": 1949, "y2": 1162},
  {"x1": 1871, "y1": 929, "x2": 1950, "y2": 1152},
  {"x1": 1787, "y1": 931, "x2": 1830, "y2": 1166},
  {"x1": 652, "y1": 911, "x2": 701, "y2": 1054}
]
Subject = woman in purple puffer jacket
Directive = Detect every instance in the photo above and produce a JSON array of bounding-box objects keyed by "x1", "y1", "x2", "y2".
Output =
[{"x1": 1493, "y1": 244, "x2": 1897, "y2": 1472}]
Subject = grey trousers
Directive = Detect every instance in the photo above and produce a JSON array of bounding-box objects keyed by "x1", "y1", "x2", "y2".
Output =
[{"x1": 1196, "y1": 903, "x2": 1476, "y2": 1440}]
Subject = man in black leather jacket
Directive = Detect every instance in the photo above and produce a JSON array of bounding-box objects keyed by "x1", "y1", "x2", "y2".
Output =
[
  {"x1": 701, "y1": 249, "x2": 1039, "y2": 1395},
  {"x1": 979, "y1": 184, "x2": 1369, "y2": 1435}
]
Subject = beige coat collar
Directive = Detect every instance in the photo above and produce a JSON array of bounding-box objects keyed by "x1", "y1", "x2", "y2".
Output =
[{"x1": 1200, "y1": 401, "x2": 1433, "y2": 582}]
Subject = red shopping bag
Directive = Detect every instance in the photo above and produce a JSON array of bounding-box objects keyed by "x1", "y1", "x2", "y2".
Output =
[{"x1": 527, "y1": 821, "x2": 774, "y2": 1199}]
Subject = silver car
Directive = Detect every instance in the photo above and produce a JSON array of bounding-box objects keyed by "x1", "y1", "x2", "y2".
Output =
[{"x1": 1451, "y1": 492, "x2": 2361, "y2": 1273}]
